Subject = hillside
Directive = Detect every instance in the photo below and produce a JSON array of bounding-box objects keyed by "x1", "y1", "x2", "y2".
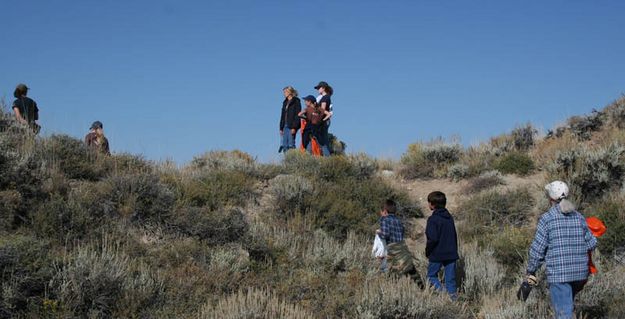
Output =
[{"x1": 1, "y1": 96, "x2": 625, "y2": 318}]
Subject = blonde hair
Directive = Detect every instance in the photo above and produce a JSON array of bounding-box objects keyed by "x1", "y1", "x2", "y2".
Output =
[{"x1": 283, "y1": 86, "x2": 298, "y2": 97}]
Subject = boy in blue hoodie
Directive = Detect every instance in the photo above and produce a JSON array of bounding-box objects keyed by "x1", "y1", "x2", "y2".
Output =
[{"x1": 425, "y1": 191, "x2": 459, "y2": 299}]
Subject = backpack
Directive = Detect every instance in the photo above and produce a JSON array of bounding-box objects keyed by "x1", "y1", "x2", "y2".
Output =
[{"x1": 309, "y1": 108, "x2": 323, "y2": 125}]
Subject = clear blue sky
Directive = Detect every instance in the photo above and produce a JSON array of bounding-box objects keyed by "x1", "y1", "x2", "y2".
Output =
[{"x1": 2, "y1": 0, "x2": 625, "y2": 163}]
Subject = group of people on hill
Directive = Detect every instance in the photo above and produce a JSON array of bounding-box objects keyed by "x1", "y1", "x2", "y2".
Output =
[
  {"x1": 279, "y1": 81, "x2": 333, "y2": 156},
  {"x1": 9, "y1": 83, "x2": 110, "y2": 155},
  {"x1": 376, "y1": 181, "x2": 599, "y2": 319}
]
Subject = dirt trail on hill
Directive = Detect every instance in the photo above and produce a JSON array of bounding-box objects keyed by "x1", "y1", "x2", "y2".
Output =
[{"x1": 381, "y1": 172, "x2": 545, "y2": 250}]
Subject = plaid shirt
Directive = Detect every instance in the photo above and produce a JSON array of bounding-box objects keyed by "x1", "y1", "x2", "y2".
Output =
[
  {"x1": 380, "y1": 214, "x2": 404, "y2": 244},
  {"x1": 527, "y1": 203, "x2": 597, "y2": 283}
]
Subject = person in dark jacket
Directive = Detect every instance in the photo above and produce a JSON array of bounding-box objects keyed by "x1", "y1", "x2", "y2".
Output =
[
  {"x1": 425, "y1": 191, "x2": 459, "y2": 299},
  {"x1": 278, "y1": 86, "x2": 302, "y2": 153},
  {"x1": 12, "y1": 83, "x2": 40, "y2": 134}
]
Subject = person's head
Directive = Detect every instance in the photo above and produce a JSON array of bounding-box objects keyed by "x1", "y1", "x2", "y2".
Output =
[
  {"x1": 382, "y1": 199, "x2": 397, "y2": 215},
  {"x1": 314, "y1": 81, "x2": 333, "y2": 96},
  {"x1": 90, "y1": 121, "x2": 104, "y2": 136},
  {"x1": 283, "y1": 86, "x2": 298, "y2": 99},
  {"x1": 13, "y1": 83, "x2": 29, "y2": 98},
  {"x1": 302, "y1": 95, "x2": 317, "y2": 108},
  {"x1": 545, "y1": 181, "x2": 569, "y2": 203},
  {"x1": 427, "y1": 191, "x2": 447, "y2": 210}
]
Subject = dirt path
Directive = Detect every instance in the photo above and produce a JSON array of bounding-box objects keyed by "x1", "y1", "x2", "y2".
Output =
[{"x1": 380, "y1": 171, "x2": 545, "y2": 247}]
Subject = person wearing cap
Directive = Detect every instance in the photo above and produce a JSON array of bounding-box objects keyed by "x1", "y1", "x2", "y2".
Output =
[
  {"x1": 314, "y1": 81, "x2": 334, "y2": 155},
  {"x1": 278, "y1": 86, "x2": 302, "y2": 153},
  {"x1": 12, "y1": 83, "x2": 40, "y2": 133},
  {"x1": 526, "y1": 181, "x2": 597, "y2": 319},
  {"x1": 298, "y1": 95, "x2": 331, "y2": 156},
  {"x1": 85, "y1": 121, "x2": 110, "y2": 155}
]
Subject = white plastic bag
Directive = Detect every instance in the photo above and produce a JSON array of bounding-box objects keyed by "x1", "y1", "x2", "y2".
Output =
[{"x1": 371, "y1": 234, "x2": 387, "y2": 258}]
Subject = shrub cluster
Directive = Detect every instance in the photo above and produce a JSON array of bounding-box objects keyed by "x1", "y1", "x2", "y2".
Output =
[
  {"x1": 400, "y1": 141, "x2": 463, "y2": 179},
  {"x1": 458, "y1": 187, "x2": 535, "y2": 239},
  {"x1": 462, "y1": 170, "x2": 505, "y2": 194},
  {"x1": 494, "y1": 152, "x2": 535, "y2": 176},
  {"x1": 547, "y1": 143, "x2": 625, "y2": 204}
]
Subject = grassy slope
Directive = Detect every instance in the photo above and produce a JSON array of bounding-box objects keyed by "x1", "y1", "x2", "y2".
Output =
[{"x1": 1, "y1": 96, "x2": 625, "y2": 318}]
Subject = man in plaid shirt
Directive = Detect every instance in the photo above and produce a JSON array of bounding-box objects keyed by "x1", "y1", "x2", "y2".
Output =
[{"x1": 527, "y1": 181, "x2": 597, "y2": 319}]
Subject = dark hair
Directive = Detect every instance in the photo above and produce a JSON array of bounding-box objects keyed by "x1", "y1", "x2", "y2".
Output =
[
  {"x1": 383, "y1": 199, "x2": 397, "y2": 214},
  {"x1": 14, "y1": 87, "x2": 28, "y2": 98},
  {"x1": 325, "y1": 85, "x2": 334, "y2": 96},
  {"x1": 427, "y1": 191, "x2": 447, "y2": 209}
]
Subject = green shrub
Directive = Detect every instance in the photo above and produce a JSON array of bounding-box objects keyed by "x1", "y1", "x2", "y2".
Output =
[
  {"x1": 309, "y1": 177, "x2": 421, "y2": 239},
  {"x1": 400, "y1": 142, "x2": 463, "y2": 179},
  {"x1": 32, "y1": 194, "x2": 92, "y2": 243},
  {"x1": 495, "y1": 152, "x2": 535, "y2": 176},
  {"x1": 356, "y1": 277, "x2": 469, "y2": 319},
  {"x1": 199, "y1": 288, "x2": 313, "y2": 319},
  {"x1": 37, "y1": 134, "x2": 107, "y2": 181},
  {"x1": 347, "y1": 153, "x2": 378, "y2": 180},
  {"x1": 576, "y1": 264, "x2": 625, "y2": 318},
  {"x1": 179, "y1": 170, "x2": 256, "y2": 210},
  {"x1": 0, "y1": 190, "x2": 21, "y2": 231},
  {"x1": 52, "y1": 241, "x2": 164, "y2": 318},
  {"x1": 172, "y1": 207, "x2": 249, "y2": 244},
  {"x1": 268, "y1": 174, "x2": 315, "y2": 215},
  {"x1": 282, "y1": 150, "x2": 320, "y2": 176},
  {"x1": 462, "y1": 170, "x2": 505, "y2": 194},
  {"x1": 447, "y1": 163, "x2": 469, "y2": 181},
  {"x1": 107, "y1": 153, "x2": 153, "y2": 175},
  {"x1": 588, "y1": 196, "x2": 625, "y2": 257},
  {"x1": 603, "y1": 95, "x2": 625, "y2": 129},
  {"x1": 461, "y1": 243, "x2": 506, "y2": 301},
  {"x1": 482, "y1": 227, "x2": 533, "y2": 274},
  {"x1": 458, "y1": 188, "x2": 535, "y2": 239},
  {"x1": 71, "y1": 174, "x2": 175, "y2": 223},
  {"x1": 488, "y1": 124, "x2": 538, "y2": 156},
  {"x1": 0, "y1": 235, "x2": 54, "y2": 317},
  {"x1": 189, "y1": 150, "x2": 257, "y2": 175},
  {"x1": 548, "y1": 143, "x2": 625, "y2": 204},
  {"x1": 567, "y1": 111, "x2": 604, "y2": 141}
]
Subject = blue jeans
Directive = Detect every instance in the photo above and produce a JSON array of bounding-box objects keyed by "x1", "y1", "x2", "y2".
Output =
[
  {"x1": 427, "y1": 260, "x2": 457, "y2": 299},
  {"x1": 549, "y1": 281, "x2": 586, "y2": 319},
  {"x1": 379, "y1": 258, "x2": 388, "y2": 273},
  {"x1": 280, "y1": 126, "x2": 296, "y2": 152}
]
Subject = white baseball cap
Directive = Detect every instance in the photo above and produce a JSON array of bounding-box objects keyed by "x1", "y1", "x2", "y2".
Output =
[{"x1": 545, "y1": 181, "x2": 569, "y2": 201}]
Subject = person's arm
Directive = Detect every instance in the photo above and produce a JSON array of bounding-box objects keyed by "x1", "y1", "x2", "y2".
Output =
[
  {"x1": 527, "y1": 217, "x2": 549, "y2": 275},
  {"x1": 279, "y1": 104, "x2": 286, "y2": 133},
  {"x1": 379, "y1": 218, "x2": 390, "y2": 242},
  {"x1": 425, "y1": 217, "x2": 439, "y2": 258},
  {"x1": 103, "y1": 138, "x2": 111, "y2": 155},
  {"x1": 322, "y1": 110, "x2": 331, "y2": 121},
  {"x1": 292, "y1": 100, "x2": 302, "y2": 131},
  {"x1": 12, "y1": 104, "x2": 26, "y2": 123},
  {"x1": 583, "y1": 217, "x2": 598, "y2": 251}
]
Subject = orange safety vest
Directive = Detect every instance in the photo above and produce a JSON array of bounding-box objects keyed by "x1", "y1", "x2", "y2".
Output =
[
  {"x1": 586, "y1": 216, "x2": 607, "y2": 274},
  {"x1": 300, "y1": 119, "x2": 322, "y2": 156}
]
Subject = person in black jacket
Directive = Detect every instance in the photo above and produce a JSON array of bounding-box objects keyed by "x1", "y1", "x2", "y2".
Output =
[
  {"x1": 279, "y1": 86, "x2": 302, "y2": 153},
  {"x1": 12, "y1": 83, "x2": 40, "y2": 134},
  {"x1": 425, "y1": 191, "x2": 459, "y2": 299}
]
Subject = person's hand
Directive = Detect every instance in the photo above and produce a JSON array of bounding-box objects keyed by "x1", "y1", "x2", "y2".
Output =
[
  {"x1": 290, "y1": 129, "x2": 296, "y2": 135},
  {"x1": 376, "y1": 229, "x2": 382, "y2": 234},
  {"x1": 280, "y1": 130, "x2": 284, "y2": 136},
  {"x1": 526, "y1": 274, "x2": 538, "y2": 286}
]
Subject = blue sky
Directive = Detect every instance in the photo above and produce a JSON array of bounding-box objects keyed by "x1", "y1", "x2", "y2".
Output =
[{"x1": 2, "y1": 0, "x2": 625, "y2": 163}]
